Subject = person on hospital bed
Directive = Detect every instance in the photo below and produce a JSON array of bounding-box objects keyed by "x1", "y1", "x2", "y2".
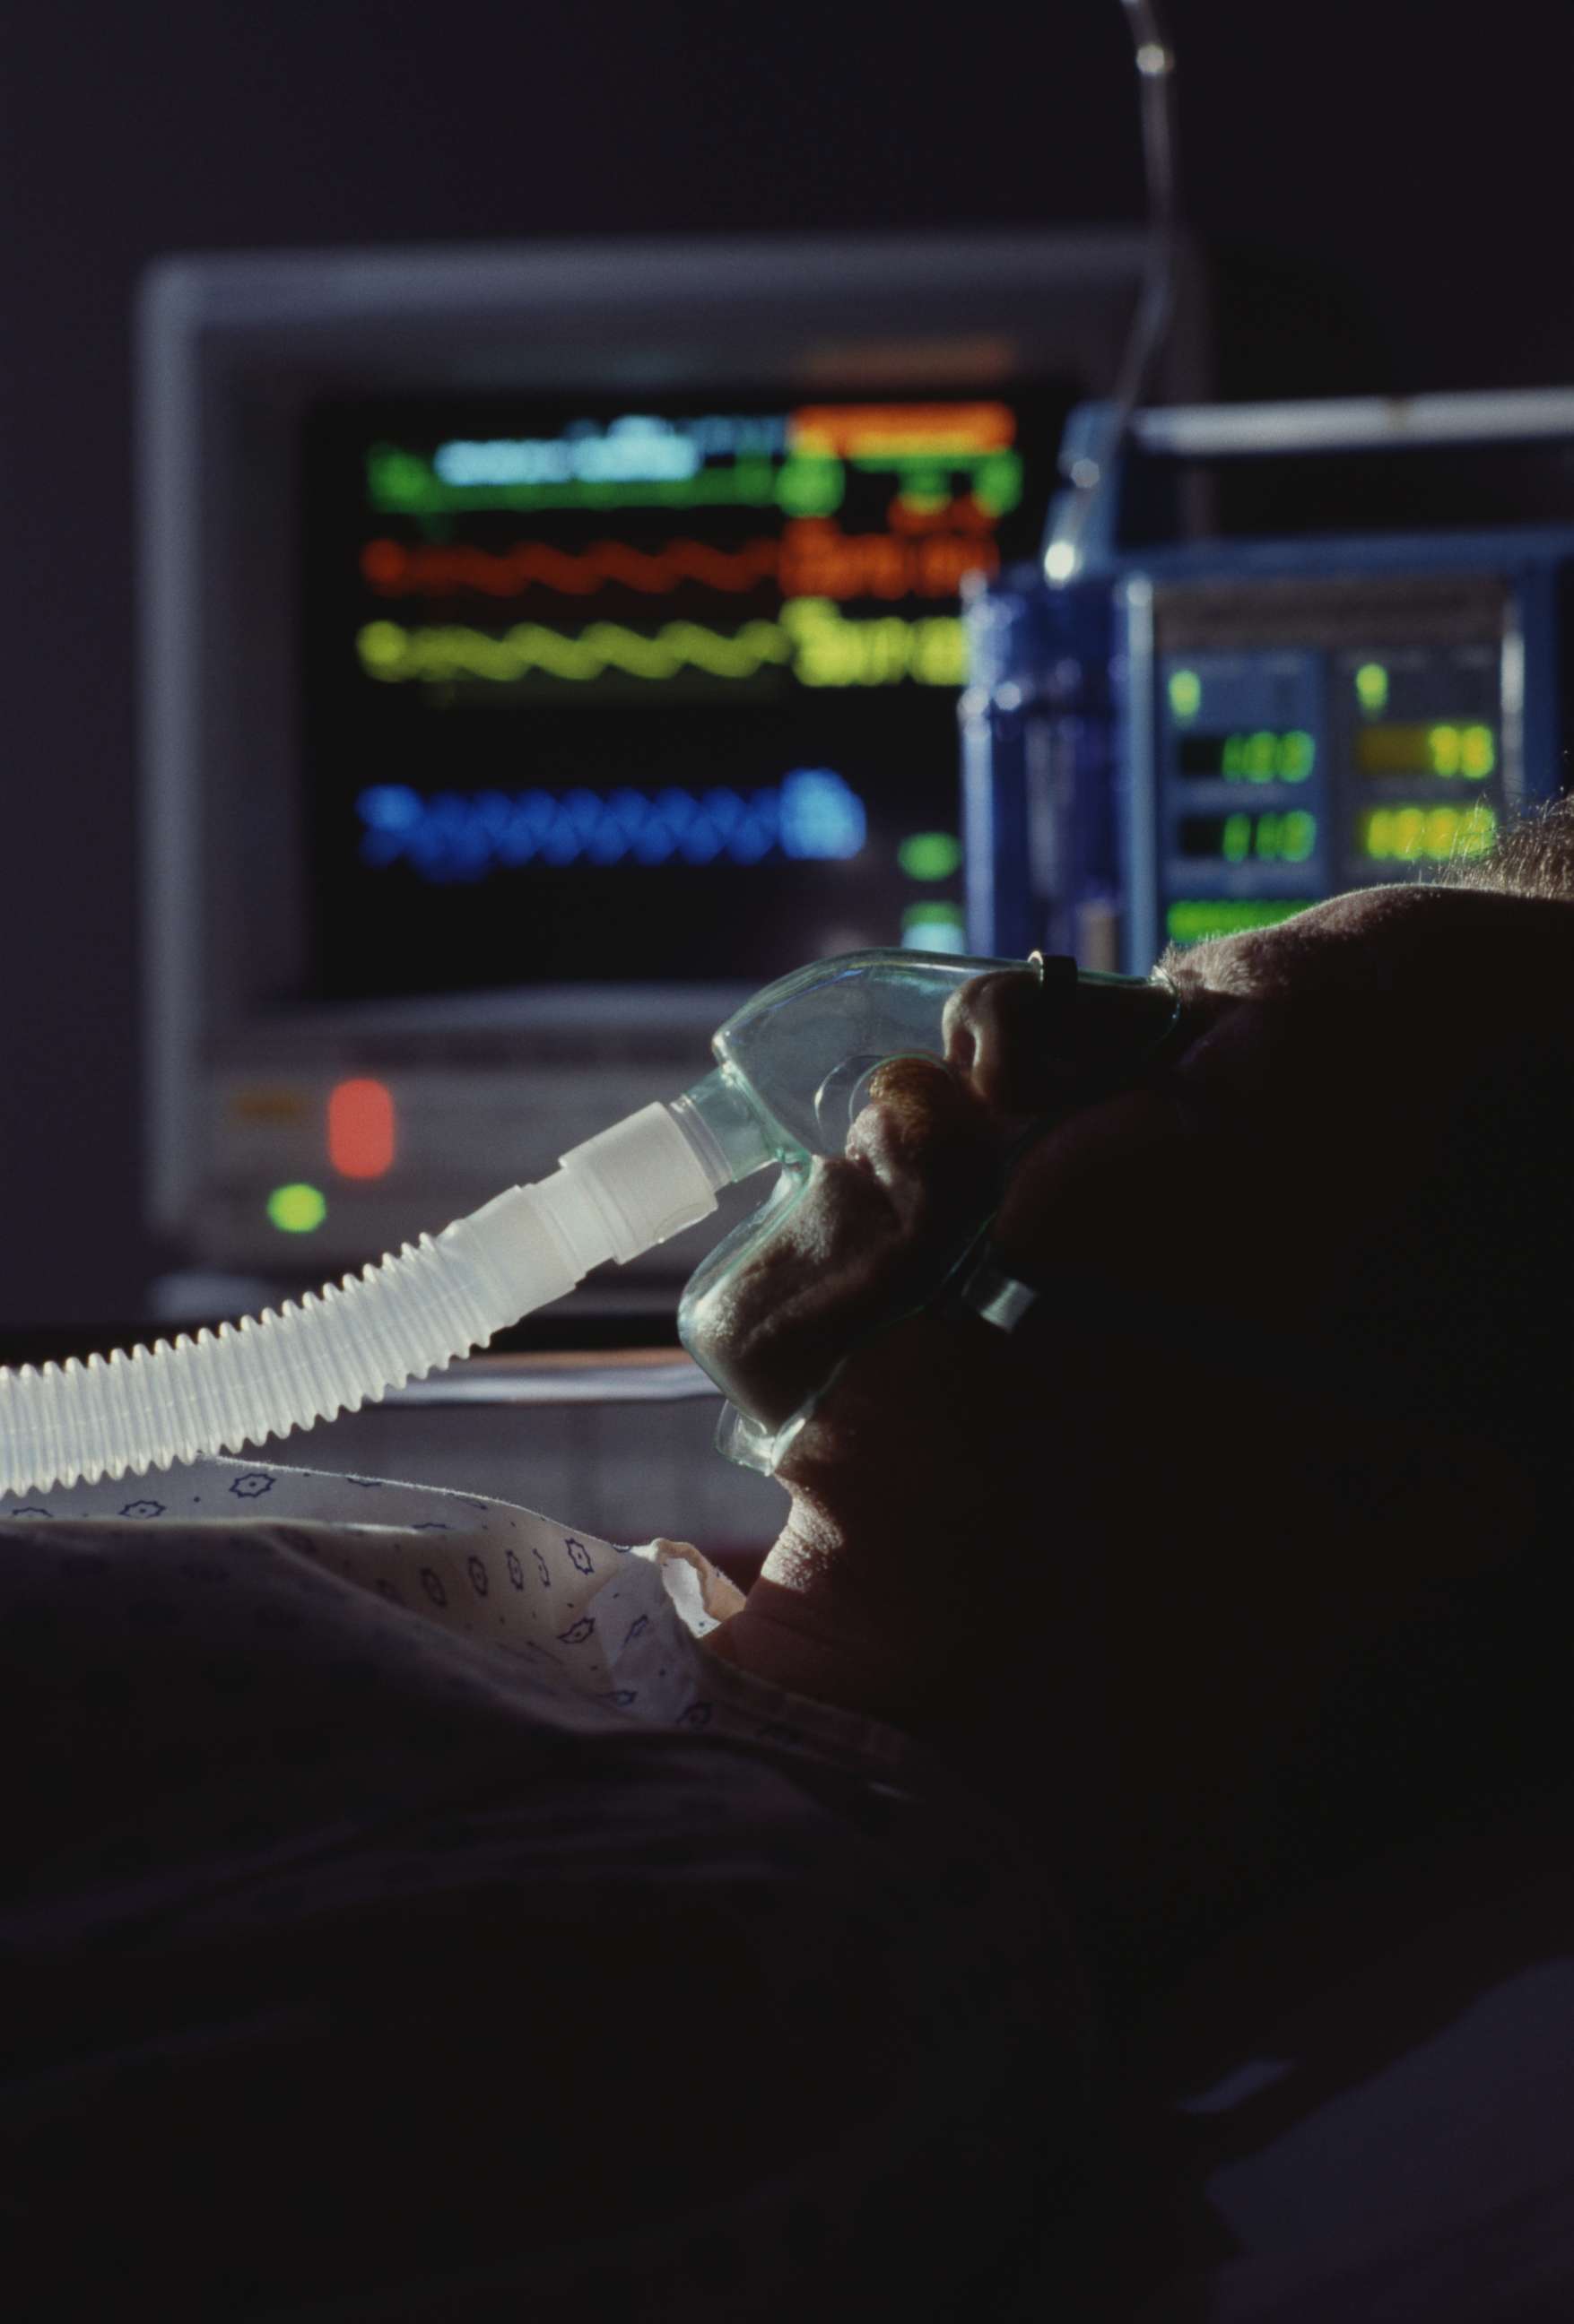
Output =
[{"x1": 6, "y1": 805, "x2": 1574, "y2": 2320}]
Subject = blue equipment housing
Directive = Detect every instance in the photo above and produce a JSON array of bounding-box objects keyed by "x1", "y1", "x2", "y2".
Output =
[{"x1": 961, "y1": 390, "x2": 1574, "y2": 974}]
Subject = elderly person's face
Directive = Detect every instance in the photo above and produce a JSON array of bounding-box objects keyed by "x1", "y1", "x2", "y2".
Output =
[
  {"x1": 700, "y1": 881, "x2": 1574, "y2": 1445},
  {"x1": 700, "y1": 882, "x2": 1574, "y2": 1892}
]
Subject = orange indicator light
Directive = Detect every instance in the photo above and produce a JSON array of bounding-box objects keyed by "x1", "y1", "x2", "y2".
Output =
[{"x1": 327, "y1": 1078, "x2": 396, "y2": 1179}]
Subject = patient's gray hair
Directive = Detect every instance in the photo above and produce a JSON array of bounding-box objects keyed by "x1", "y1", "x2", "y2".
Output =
[{"x1": 1445, "y1": 794, "x2": 1574, "y2": 902}]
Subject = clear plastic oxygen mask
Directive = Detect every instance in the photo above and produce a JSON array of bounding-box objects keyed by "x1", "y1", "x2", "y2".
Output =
[
  {"x1": 676, "y1": 948, "x2": 1181, "y2": 1472},
  {"x1": 0, "y1": 949, "x2": 1178, "y2": 1499}
]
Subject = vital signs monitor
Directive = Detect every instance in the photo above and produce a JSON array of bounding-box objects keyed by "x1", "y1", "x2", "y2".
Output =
[{"x1": 137, "y1": 230, "x2": 1208, "y2": 1308}]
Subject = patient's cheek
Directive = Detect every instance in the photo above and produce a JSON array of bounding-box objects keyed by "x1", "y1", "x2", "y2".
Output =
[{"x1": 991, "y1": 1090, "x2": 1188, "y2": 1279}]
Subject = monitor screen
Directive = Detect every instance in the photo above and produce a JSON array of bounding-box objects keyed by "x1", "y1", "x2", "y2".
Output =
[{"x1": 300, "y1": 386, "x2": 1070, "y2": 1001}]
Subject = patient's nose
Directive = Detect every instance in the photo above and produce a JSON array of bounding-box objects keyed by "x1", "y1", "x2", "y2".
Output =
[
  {"x1": 943, "y1": 968, "x2": 1059, "y2": 1112},
  {"x1": 944, "y1": 966, "x2": 1180, "y2": 1119}
]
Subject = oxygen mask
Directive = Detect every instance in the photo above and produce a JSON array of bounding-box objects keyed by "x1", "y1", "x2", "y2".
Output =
[{"x1": 675, "y1": 948, "x2": 1183, "y2": 1474}]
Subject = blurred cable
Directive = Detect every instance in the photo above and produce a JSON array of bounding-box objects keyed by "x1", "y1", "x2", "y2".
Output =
[{"x1": 1042, "y1": 0, "x2": 1179, "y2": 582}]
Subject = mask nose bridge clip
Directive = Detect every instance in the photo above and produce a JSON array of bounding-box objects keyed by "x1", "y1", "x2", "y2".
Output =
[{"x1": 1027, "y1": 950, "x2": 1186, "y2": 1083}]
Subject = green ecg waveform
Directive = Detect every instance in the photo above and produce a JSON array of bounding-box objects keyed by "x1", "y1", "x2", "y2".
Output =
[{"x1": 366, "y1": 445, "x2": 845, "y2": 518}]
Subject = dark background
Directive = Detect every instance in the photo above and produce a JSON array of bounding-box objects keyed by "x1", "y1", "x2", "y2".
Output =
[{"x1": 4, "y1": 0, "x2": 1573, "y2": 1326}]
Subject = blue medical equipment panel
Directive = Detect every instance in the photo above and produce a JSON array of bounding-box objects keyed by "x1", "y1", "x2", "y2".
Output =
[{"x1": 962, "y1": 395, "x2": 1574, "y2": 975}]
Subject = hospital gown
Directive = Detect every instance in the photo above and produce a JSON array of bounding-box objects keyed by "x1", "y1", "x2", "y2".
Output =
[{"x1": 0, "y1": 1458, "x2": 1089, "y2": 2320}]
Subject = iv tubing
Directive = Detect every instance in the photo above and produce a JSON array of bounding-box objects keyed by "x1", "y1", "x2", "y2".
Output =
[{"x1": 0, "y1": 1093, "x2": 745, "y2": 1499}]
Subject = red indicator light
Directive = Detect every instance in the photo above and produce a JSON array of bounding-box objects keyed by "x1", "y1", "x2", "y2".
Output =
[{"x1": 327, "y1": 1078, "x2": 396, "y2": 1179}]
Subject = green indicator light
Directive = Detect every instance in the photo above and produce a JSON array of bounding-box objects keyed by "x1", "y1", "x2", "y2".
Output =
[
  {"x1": 1355, "y1": 662, "x2": 1389, "y2": 714},
  {"x1": 1222, "y1": 811, "x2": 1251, "y2": 863},
  {"x1": 899, "y1": 830, "x2": 962, "y2": 881},
  {"x1": 775, "y1": 456, "x2": 844, "y2": 517},
  {"x1": 1165, "y1": 899, "x2": 1312, "y2": 945},
  {"x1": 1168, "y1": 667, "x2": 1203, "y2": 721},
  {"x1": 268, "y1": 1183, "x2": 327, "y2": 1235},
  {"x1": 367, "y1": 444, "x2": 436, "y2": 514},
  {"x1": 900, "y1": 900, "x2": 968, "y2": 954}
]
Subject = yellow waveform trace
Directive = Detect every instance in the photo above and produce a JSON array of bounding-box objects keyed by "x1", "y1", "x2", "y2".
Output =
[
  {"x1": 359, "y1": 608, "x2": 969, "y2": 689},
  {"x1": 356, "y1": 618, "x2": 794, "y2": 686}
]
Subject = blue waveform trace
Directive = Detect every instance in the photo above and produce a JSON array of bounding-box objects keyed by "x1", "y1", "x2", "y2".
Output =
[{"x1": 355, "y1": 767, "x2": 865, "y2": 884}]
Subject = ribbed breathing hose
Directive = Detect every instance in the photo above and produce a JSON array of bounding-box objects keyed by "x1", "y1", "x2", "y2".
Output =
[
  {"x1": 0, "y1": 1101, "x2": 726, "y2": 1499},
  {"x1": 0, "y1": 1231, "x2": 499, "y2": 1495}
]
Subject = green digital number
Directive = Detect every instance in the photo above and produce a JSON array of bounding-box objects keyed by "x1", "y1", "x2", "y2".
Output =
[{"x1": 1219, "y1": 728, "x2": 1316, "y2": 782}]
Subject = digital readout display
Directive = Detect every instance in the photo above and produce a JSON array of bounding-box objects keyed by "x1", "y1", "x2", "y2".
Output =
[
  {"x1": 1176, "y1": 730, "x2": 1316, "y2": 782},
  {"x1": 1166, "y1": 898, "x2": 1314, "y2": 944},
  {"x1": 1357, "y1": 802, "x2": 1497, "y2": 863},
  {"x1": 1354, "y1": 722, "x2": 1496, "y2": 778},
  {"x1": 1178, "y1": 810, "x2": 1317, "y2": 863}
]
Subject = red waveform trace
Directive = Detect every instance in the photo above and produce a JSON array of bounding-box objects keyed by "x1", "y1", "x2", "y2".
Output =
[
  {"x1": 361, "y1": 536, "x2": 780, "y2": 598},
  {"x1": 361, "y1": 514, "x2": 1002, "y2": 607}
]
